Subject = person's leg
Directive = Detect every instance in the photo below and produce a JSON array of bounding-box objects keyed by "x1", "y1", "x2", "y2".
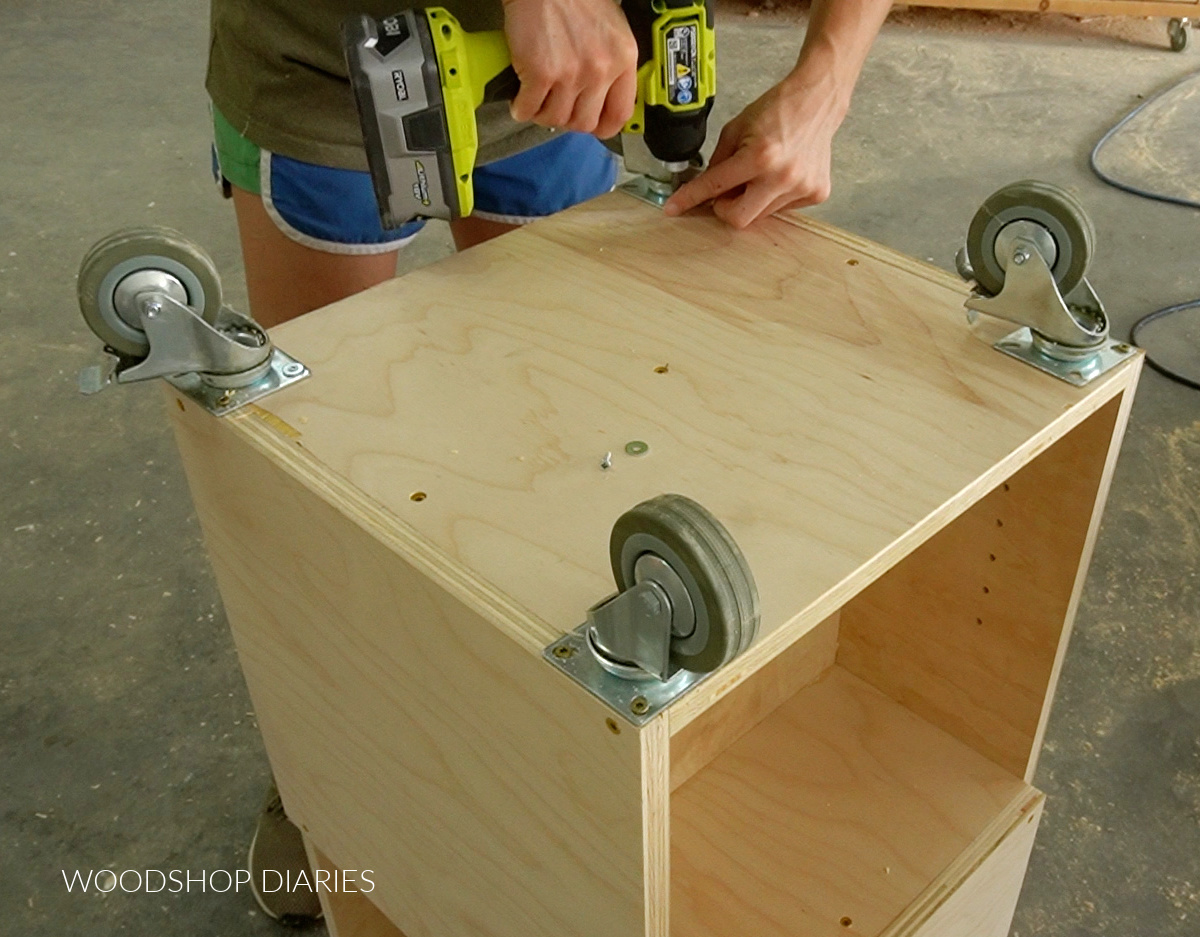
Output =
[
  {"x1": 448, "y1": 215, "x2": 521, "y2": 252},
  {"x1": 212, "y1": 106, "x2": 420, "y2": 328},
  {"x1": 229, "y1": 185, "x2": 399, "y2": 328}
]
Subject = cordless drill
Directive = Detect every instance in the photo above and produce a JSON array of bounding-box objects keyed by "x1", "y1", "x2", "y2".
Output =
[{"x1": 343, "y1": 1, "x2": 716, "y2": 227}]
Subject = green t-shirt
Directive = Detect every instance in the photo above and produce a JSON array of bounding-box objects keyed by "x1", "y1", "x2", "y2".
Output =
[{"x1": 206, "y1": 0, "x2": 556, "y2": 171}]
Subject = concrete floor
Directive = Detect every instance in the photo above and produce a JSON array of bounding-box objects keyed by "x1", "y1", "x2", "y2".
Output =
[{"x1": 3, "y1": 1, "x2": 1198, "y2": 934}]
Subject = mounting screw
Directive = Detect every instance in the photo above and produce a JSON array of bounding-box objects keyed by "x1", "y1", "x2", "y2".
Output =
[
  {"x1": 143, "y1": 301, "x2": 162, "y2": 319},
  {"x1": 1012, "y1": 249, "x2": 1030, "y2": 266},
  {"x1": 1114, "y1": 343, "x2": 1131, "y2": 353},
  {"x1": 630, "y1": 696, "x2": 649, "y2": 716},
  {"x1": 552, "y1": 645, "x2": 575, "y2": 660},
  {"x1": 282, "y1": 362, "x2": 304, "y2": 378},
  {"x1": 600, "y1": 451, "x2": 613, "y2": 470},
  {"x1": 216, "y1": 390, "x2": 235, "y2": 407}
]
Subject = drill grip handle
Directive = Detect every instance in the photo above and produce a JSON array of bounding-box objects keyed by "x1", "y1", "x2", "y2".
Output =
[{"x1": 481, "y1": 64, "x2": 521, "y2": 105}]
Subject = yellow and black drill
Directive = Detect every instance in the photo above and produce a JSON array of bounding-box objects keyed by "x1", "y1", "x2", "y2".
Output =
[{"x1": 343, "y1": 0, "x2": 715, "y2": 227}]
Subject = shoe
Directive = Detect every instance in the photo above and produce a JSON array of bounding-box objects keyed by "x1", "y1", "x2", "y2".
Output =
[{"x1": 248, "y1": 784, "x2": 324, "y2": 926}]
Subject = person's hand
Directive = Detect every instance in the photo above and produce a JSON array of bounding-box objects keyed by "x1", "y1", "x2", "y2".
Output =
[
  {"x1": 663, "y1": 71, "x2": 846, "y2": 229},
  {"x1": 502, "y1": 0, "x2": 638, "y2": 138}
]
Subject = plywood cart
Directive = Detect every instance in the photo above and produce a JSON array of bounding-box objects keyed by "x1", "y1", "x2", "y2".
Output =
[
  {"x1": 905, "y1": 0, "x2": 1198, "y2": 51},
  {"x1": 123, "y1": 192, "x2": 1139, "y2": 937}
]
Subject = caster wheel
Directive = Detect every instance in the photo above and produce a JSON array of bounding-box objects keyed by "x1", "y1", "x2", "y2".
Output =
[
  {"x1": 1169, "y1": 18, "x2": 1189, "y2": 52},
  {"x1": 965, "y1": 180, "x2": 1095, "y2": 299},
  {"x1": 78, "y1": 226, "x2": 222, "y2": 357},
  {"x1": 610, "y1": 494, "x2": 760, "y2": 674}
]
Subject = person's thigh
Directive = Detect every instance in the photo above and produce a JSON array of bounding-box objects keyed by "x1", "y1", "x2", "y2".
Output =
[
  {"x1": 213, "y1": 107, "x2": 419, "y2": 326},
  {"x1": 229, "y1": 185, "x2": 400, "y2": 328},
  {"x1": 214, "y1": 117, "x2": 617, "y2": 323}
]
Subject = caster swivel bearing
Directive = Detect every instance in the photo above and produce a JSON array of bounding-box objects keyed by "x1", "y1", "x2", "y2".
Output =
[
  {"x1": 546, "y1": 494, "x2": 760, "y2": 725},
  {"x1": 955, "y1": 180, "x2": 1136, "y2": 386},
  {"x1": 76, "y1": 227, "x2": 308, "y2": 414}
]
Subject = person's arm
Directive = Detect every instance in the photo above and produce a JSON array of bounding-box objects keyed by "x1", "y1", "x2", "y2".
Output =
[
  {"x1": 664, "y1": 0, "x2": 892, "y2": 228},
  {"x1": 503, "y1": 0, "x2": 639, "y2": 139}
]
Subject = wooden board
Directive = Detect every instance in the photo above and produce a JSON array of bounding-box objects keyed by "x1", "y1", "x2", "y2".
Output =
[
  {"x1": 305, "y1": 841, "x2": 407, "y2": 937},
  {"x1": 258, "y1": 193, "x2": 1138, "y2": 693},
  {"x1": 909, "y1": 0, "x2": 1199, "y2": 18},
  {"x1": 168, "y1": 397, "x2": 667, "y2": 937},
  {"x1": 838, "y1": 386, "x2": 1137, "y2": 780},
  {"x1": 671, "y1": 666, "x2": 1038, "y2": 937},
  {"x1": 669, "y1": 612, "x2": 839, "y2": 791},
  {"x1": 891, "y1": 798, "x2": 1043, "y2": 937}
]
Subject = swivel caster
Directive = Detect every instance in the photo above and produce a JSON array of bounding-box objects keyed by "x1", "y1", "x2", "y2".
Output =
[
  {"x1": 79, "y1": 227, "x2": 225, "y2": 358},
  {"x1": 965, "y1": 179, "x2": 1094, "y2": 301},
  {"x1": 955, "y1": 180, "x2": 1135, "y2": 386},
  {"x1": 1168, "y1": 17, "x2": 1190, "y2": 53},
  {"x1": 76, "y1": 227, "x2": 308, "y2": 414},
  {"x1": 546, "y1": 494, "x2": 760, "y2": 724}
]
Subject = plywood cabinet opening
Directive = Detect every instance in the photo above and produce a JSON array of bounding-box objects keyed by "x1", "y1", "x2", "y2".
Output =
[
  {"x1": 666, "y1": 396, "x2": 1126, "y2": 937},
  {"x1": 670, "y1": 665, "x2": 1037, "y2": 937},
  {"x1": 837, "y1": 394, "x2": 1125, "y2": 781}
]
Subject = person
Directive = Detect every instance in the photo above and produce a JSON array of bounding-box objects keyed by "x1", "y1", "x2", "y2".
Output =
[{"x1": 207, "y1": 0, "x2": 890, "y2": 922}]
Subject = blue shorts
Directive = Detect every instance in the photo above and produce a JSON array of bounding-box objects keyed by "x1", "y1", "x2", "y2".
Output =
[{"x1": 211, "y1": 108, "x2": 619, "y2": 255}]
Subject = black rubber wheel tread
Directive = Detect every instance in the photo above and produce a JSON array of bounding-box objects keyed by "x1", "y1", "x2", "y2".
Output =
[
  {"x1": 1168, "y1": 18, "x2": 1188, "y2": 52},
  {"x1": 609, "y1": 493, "x2": 760, "y2": 674},
  {"x1": 77, "y1": 226, "x2": 222, "y2": 357},
  {"x1": 965, "y1": 180, "x2": 1095, "y2": 298}
]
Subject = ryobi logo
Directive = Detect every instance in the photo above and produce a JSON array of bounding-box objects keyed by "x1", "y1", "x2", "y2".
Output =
[{"x1": 392, "y1": 69, "x2": 409, "y2": 101}]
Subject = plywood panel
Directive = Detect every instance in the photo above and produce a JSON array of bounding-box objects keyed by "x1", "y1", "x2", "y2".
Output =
[
  {"x1": 261, "y1": 193, "x2": 1136, "y2": 683},
  {"x1": 669, "y1": 612, "x2": 839, "y2": 790},
  {"x1": 671, "y1": 666, "x2": 1034, "y2": 937},
  {"x1": 892, "y1": 798, "x2": 1043, "y2": 937},
  {"x1": 168, "y1": 397, "x2": 663, "y2": 937},
  {"x1": 305, "y1": 841, "x2": 407, "y2": 937},
  {"x1": 838, "y1": 387, "x2": 1137, "y2": 780}
]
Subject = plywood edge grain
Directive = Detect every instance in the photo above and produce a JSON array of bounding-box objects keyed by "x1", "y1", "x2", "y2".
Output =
[
  {"x1": 642, "y1": 717, "x2": 670, "y2": 937},
  {"x1": 170, "y1": 396, "x2": 650, "y2": 937},
  {"x1": 190, "y1": 396, "x2": 562, "y2": 655},
  {"x1": 836, "y1": 382, "x2": 1136, "y2": 780},
  {"x1": 669, "y1": 359, "x2": 1139, "y2": 729},
  {"x1": 1023, "y1": 360, "x2": 1143, "y2": 783}
]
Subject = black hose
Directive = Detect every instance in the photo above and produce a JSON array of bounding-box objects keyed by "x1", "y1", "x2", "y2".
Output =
[
  {"x1": 1090, "y1": 70, "x2": 1200, "y2": 389},
  {"x1": 1129, "y1": 299, "x2": 1200, "y2": 391},
  {"x1": 1089, "y1": 69, "x2": 1200, "y2": 211}
]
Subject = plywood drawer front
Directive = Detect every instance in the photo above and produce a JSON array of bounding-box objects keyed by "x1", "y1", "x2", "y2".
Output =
[{"x1": 902, "y1": 796, "x2": 1044, "y2": 937}]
